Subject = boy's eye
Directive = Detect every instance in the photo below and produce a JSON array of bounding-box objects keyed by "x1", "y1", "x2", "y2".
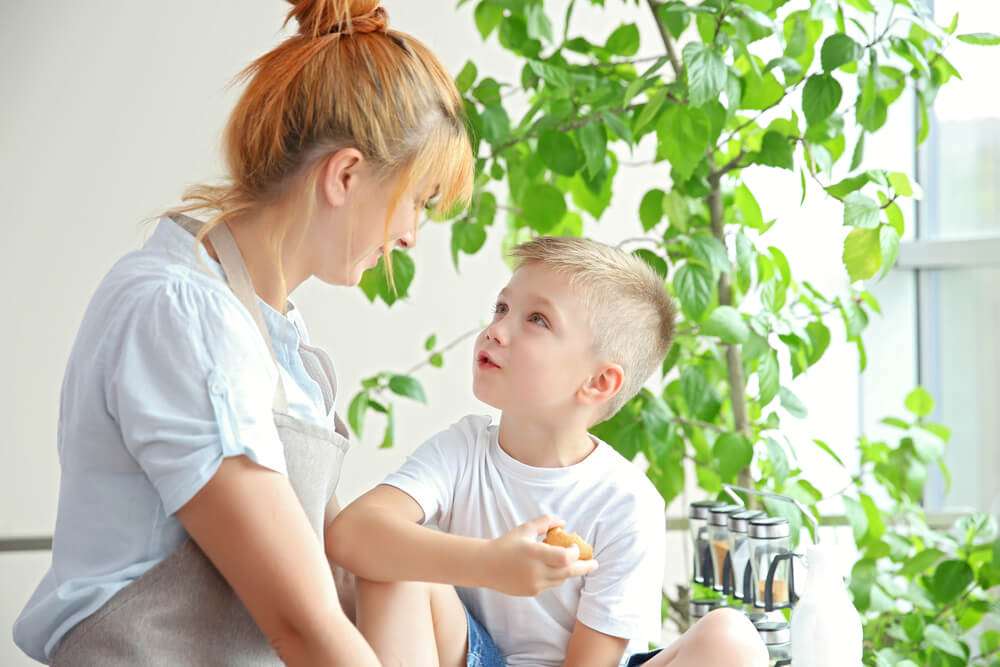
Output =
[
  {"x1": 493, "y1": 302, "x2": 508, "y2": 315},
  {"x1": 529, "y1": 313, "x2": 549, "y2": 328}
]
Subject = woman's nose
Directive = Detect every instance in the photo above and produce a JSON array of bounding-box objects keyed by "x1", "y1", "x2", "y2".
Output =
[{"x1": 396, "y1": 228, "x2": 416, "y2": 250}]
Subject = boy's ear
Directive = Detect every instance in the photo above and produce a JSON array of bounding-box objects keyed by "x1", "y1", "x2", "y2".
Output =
[
  {"x1": 319, "y1": 147, "x2": 365, "y2": 208},
  {"x1": 577, "y1": 362, "x2": 624, "y2": 408}
]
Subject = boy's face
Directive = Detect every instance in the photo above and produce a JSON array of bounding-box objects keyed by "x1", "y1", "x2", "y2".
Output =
[{"x1": 473, "y1": 263, "x2": 600, "y2": 418}]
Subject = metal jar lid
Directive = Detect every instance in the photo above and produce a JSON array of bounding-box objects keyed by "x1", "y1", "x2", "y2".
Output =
[
  {"x1": 755, "y1": 621, "x2": 791, "y2": 645},
  {"x1": 748, "y1": 517, "x2": 791, "y2": 539},
  {"x1": 728, "y1": 509, "x2": 766, "y2": 533},
  {"x1": 689, "y1": 598, "x2": 722, "y2": 618},
  {"x1": 689, "y1": 500, "x2": 726, "y2": 520},
  {"x1": 708, "y1": 504, "x2": 745, "y2": 526}
]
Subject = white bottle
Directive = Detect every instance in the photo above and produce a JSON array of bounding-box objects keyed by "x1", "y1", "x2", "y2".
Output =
[{"x1": 790, "y1": 544, "x2": 863, "y2": 667}]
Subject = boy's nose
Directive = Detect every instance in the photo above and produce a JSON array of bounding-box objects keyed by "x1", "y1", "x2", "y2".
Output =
[{"x1": 484, "y1": 322, "x2": 507, "y2": 345}]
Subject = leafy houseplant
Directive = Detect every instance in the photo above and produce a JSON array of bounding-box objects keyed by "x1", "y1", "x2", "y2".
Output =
[{"x1": 347, "y1": 0, "x2": 1000, "y2": 662}]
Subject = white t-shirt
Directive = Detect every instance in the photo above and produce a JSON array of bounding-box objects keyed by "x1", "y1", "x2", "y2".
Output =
[{"x1": 383, "y1": 414, "x2": 666, "y2": 667}]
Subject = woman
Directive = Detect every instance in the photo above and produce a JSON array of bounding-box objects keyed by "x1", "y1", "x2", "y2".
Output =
[{"x1": 13, "y1": 0, "x2": 473, "y2": 664}]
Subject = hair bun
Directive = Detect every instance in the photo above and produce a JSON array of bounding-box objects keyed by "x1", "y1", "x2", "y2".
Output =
[{"x1": 286, "y1": 0, "x2": 388, "y2": 39}]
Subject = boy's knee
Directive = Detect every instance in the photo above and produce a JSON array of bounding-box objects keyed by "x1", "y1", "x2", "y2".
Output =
[{"x1": 693, "y1": 608, "x2": 769, "y2": 666}]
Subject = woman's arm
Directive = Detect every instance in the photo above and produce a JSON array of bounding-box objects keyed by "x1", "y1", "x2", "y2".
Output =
[
  {"x1": 177, "y1": 455, "x2": 379, "y2": 667},
  {"x1": 327, "y1": 484, "x2": 597, "y2": 596}
]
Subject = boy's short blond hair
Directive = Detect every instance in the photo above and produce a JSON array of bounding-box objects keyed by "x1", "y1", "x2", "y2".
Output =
[{"x1": 512, "y1": 236, "x2": 677, "y2": 422}]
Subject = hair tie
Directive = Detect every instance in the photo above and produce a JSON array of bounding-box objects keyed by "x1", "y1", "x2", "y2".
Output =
[{"x1": 330, "y1": 6, "x2": 388, "y2": 36}]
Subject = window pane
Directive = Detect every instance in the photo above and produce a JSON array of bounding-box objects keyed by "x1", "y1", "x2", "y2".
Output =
[
  {"x1": 918, "y1": 1, "x2": 1000, "y2": 240},
  {"x1": 919, "y1": 267, "x2": 1000, "y2": 515}
]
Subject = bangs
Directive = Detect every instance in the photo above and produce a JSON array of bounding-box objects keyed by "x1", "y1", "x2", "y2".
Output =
[{"x1": 406, "y1": 120, "x2": 475, "y2": 217}]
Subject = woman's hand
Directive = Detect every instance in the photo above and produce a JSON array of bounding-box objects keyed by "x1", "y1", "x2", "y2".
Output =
[{"x1": 483, "y1": 515, "x2": 599, "y2": 596}]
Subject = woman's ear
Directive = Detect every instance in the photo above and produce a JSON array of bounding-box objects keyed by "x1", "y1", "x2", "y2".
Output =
[
  {"x1": 577, "y1": 362, "x2": 624, "y2": 408},
  {"x1": 319, "y1": 147, "x2": 365, "y2": 208}
]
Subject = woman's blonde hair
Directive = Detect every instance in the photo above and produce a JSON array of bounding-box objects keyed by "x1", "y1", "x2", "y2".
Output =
[{"x1": 170, "y1": 0, "x2": 474, "y2": 297}]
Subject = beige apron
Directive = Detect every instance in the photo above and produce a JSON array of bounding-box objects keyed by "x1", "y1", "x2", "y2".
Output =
[{"x1": 50, "y1": 216, "x2": 351, "y2": 666}]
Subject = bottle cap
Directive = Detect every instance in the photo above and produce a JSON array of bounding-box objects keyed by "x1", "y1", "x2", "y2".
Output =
[
  {"x1": 708, "y1": 504, "x2": 745, "y2": 526},
  {"x1": 756, "y1": 621, "x2": 791, "y2": 645},
  {"x1": 749, "y1": 516, "x2": 790, "y2": 539},
  {"x1": 689, "y1": 500, "x2": 726, "y2": 520},
  {"x1": 728, "y1": 509, "x2": 766, "y2": 533}
]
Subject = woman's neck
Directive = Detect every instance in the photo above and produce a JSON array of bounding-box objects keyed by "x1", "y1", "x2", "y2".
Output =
[{"x1": 213, "y1": 201, "x2": 308, "y2": 314}]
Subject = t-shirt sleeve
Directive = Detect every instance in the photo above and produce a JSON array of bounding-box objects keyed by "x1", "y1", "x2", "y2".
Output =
[
  {"x1": 107, "y1": 278, "x2": 287, "y2": 516},
  {"x1": 576, "y1": 487, "x2": 666, "y2": 642},
  {"x1": 380, "y1": 415, "x2": 482, "y2": 526}
]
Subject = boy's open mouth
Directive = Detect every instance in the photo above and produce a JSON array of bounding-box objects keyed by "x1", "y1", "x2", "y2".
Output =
[{"x1": 477, "y1": 351, "x2": 501, "y2": 369}]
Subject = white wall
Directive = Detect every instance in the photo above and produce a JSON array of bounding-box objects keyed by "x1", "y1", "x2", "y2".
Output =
[{"x1": 0, "y1": 1, "x2": 875, "y2": 664}]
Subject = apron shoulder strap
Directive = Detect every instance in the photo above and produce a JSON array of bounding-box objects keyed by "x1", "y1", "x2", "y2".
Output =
[{"x1": 172, "y1": 214, "x2": 290, "y2": 414}]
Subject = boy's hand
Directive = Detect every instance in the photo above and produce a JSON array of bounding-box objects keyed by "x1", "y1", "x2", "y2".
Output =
[{"x1": 484, "y1": 515, "x2": 599, "y2": 596}]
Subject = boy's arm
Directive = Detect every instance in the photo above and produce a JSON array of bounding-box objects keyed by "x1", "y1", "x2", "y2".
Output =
[
  {"x1": 561, "y1": 621, "x2": 629, "y2": 667},
  {"x1": 327, "y1": 484, "x2": 598, "y2": 595}
]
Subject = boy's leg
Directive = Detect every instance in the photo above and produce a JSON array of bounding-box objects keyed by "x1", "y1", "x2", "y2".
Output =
[
  {"x1": 644, "y1": 608, "x2": 769, "y2": 667},
  {"x1": 356, "y1": 578, "x2": 469, "y2": 667}
]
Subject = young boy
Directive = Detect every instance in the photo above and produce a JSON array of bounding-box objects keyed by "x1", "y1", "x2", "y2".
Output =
[{"x1": 329, "y1": 237, "x2": 767, "y2": 667}]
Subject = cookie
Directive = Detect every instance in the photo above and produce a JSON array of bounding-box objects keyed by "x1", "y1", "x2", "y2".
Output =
[{"x1": 543, "y1": 527, "x2": 594, "y2": 560}]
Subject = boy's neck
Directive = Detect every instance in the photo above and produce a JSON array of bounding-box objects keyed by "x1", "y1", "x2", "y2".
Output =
[{"x1": 496, "y1": 413, "x2": 597, "y2": 468}]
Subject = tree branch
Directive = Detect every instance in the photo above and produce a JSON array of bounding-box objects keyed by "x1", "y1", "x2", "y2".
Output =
[{"x1": 646, "y1": 0, "x2": 684, "y2": 80}]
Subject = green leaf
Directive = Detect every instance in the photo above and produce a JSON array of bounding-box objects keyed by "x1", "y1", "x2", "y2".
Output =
[
  {"x1": 812, "y1": 438, "x2": 845, "y2": 466},
  {"x1": 474, "y1": 0, "x2": 503, "y2": 40},
  {"x1": 689, "y1": 232, "x2": 731, "y2": 274},
  {"x1": 674, "y1": 262, "x2": 715, "y2": 321},
  {"x1": 923, "y1": 624, "x2": 968, "y2": 660},
  {"x1": 885, "y1": 199, "x2": 904, "y2": 236},
  {"x1": 805, "y1": 321, "x2": 831, "y2": 365},
  {"x1": 634, "y1": 89, "x2": 668, "y2": 135},
  {"x1": 779, "y1": 387, "x2": 808, "y2": 418},
  {"x1": 527, "y1": 60, "x2": 571, "y2": 89},
  {"x1": 524, "y1": 4, "x2": 552, "y2": 43},
  {"x1": 756, "y1": 131, "x2": 795, "y2": 170},
  {"x1": 577, "y1": 123, "x2": 606, "y2": 178},
  {"x1": 424, "y1": 334, "x2": 437, "y2": 351},
  {"x1": 957, "y1": 32, "x2": 1000, "y2": 46},
  {"x1": 347, "y1": 391, "x2": 368, "y2": 438},
  {"x1": 522, "y1": 183, "x2": 567, "y2": 233},
  {"x1": 713, "y1": 433, "x2": 754, "y2": 481},
  {"x1": 681, "y1": 366, "x2": 720, "y2": 421},
  {"x1": 633, "y1": 249, "x2": 668, "y2": 280},
  {"x1": 683, "y1": 42, "x2": 727, "y2": 106},
  {"x1": 605, "y1": 23, "x2": 640, "y2": 56},
  {"x1": 905, "y1": 386, "x2": 934, "y2": 418},
  {"x1": 802, "y1": 73, "x2": 843, "y2": 125},
  {"x1": 850, "y1": 131, "x2": 865, "y2": 171},
  {"x1": 843, "y1": 192, "x2": 880, "y2": 228},
  {"x1": 537, "y1": 131, "x2": 583, "y2": 176},
  {"x1": 826, "y1": 173, "x2": 870, "y2": 199},
  {"x1": 388, "y1": 374, "x2": 427, "y2": 404},
  {"x1": 765, "y1": 437, "x2": 791, "y2": 488},
  {"x1": 758, "y1": 350, "x2": 780, "y2": 406},
  {"x1": 455, "y1": 60, "x2": 477, "y2": 94},
  {"x1": 879, "y1": 225, "x2": 900, "y2": 278},
  {"x1": 843, "y1": 227, "x2": 881, "y2": 282},
  {"x1": 358, "y1": 250, "x2": 416, "y2": 306},
  {"x1": 701, "y1": 306, "x2": 749, "y2": 344},
  {"x1": 888, "y1": 171, "x2": 913, "y2": 197},
  {"x1": 480, "y1": 105, "x2": 511, "y2": 145},
  {"x1": 902, "y1": 614, "x2": 926, "y2": 644},
  {"x1": 734, "y1": 184, "x2": 763, "y2": 229},
  {"x1": 600, "y1": 110, "x2": 633, "y2": 146},
  {"x1": 639, "y1": 189, "x2": 666, "y2": 231},
  {"x1": 843, "y1": 496, "x2": 868, "y2": 542},
  {"x1": 820, "y1": 33, "x2": 863, "y2": 71},
  {"x1": 429, "y1": 353, "x2": 444, "y2": 368},
  {"x1": 656, "y1": 105, "x2": 710, "y2": 181},
  {"x1": 451, "y1": 221, "x2": 488, "y2": 268},
  {"x1": 379, "y1": 403, "x2": 395, "y2": 448}
]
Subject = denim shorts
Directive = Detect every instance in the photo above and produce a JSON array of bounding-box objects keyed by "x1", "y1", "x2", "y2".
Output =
[{"x1": 465, "y1": 606, "x2": 505, "y2": 667}]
